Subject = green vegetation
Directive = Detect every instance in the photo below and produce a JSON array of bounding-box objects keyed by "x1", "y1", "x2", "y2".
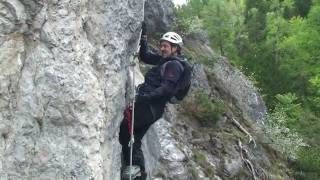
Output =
[
  {"x1": 291, "y1": 147, "x2": 320, "y2": 180},
  {"x1": 182, "y1": 91, "x2": 224, "y2": 127},
  {"x1": 175, "y1": 0, "x2": 319, "y2": 178},
  {"x1": 264, "y1": 94, "x2": 305, "y2": 159},
  {"x1": 191, "y1": 167, "x2": 198, "y2": 179},
  {"x1": 193, "y1": 149, "x2": 215, "y2": 178}
]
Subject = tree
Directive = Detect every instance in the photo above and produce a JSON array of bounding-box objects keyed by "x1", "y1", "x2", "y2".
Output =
[{"x1": 201, "y1": 0, "x2": 232, "y2": 56}]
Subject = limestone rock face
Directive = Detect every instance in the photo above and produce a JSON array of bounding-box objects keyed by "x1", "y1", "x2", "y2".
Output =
[
  {"x1": 184, "y1": 35, "x2": 267, "y2": 123},
  {"x1": 210, "y1": 57, "x2": 267, "y2": 123},
  {"x1": 144, "y1": 0, "x2": 174, "y2": 36},
  {"x1": 0, "y1": 0, "x2": 143, "y2": 179},
  {"x1": 143, "y1": 107, "x2": 193, "y2": 180}
]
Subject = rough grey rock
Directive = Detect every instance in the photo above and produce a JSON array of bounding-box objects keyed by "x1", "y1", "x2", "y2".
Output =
[
  {"x1": 223, "y1": 156, "x2": 243, "y2": 178},
  {"x1": 210, "y1": 56, "x2": 267, "y2": 123},
  {"x1": 0, "y1": 0, "x2": 143, "y2": 179},
  {"x1": 189, "y1": 63, "x2": 211, "y2": 95},
  {"x1": 185, "y1": 34, "x2": 267, "y2": 123},
  {"x1": 143, "y1": 107, "x2": 193, "y2": 180},
  {"x1": 144, "y1": 0, "x2": 174, "y2": 36}
]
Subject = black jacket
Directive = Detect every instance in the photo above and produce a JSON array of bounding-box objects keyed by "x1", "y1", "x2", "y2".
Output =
[{"x1": 137, "y1": 38, "x2": 184, "y2": 112}]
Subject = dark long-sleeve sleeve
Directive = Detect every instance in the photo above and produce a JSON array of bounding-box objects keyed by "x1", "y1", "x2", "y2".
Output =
[
  {"x1": 136, "y1": 61, "x2": 184, "y2": 103},
  {"x1": 139, "y1": 38, "x2": 161, "y2": 65}
]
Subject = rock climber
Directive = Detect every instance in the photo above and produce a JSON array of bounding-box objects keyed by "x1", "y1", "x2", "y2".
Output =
[{"x1": 119, "y1": 22, "x2": 190, "y2": 180}]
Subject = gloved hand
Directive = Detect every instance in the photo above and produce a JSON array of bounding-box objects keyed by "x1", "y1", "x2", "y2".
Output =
[
  {"x1": 140, "y1": 21, "x2": 147, "y2": 43},
  {"x1": 141, "y1": 21, "x2": 147, "y2": 36}
]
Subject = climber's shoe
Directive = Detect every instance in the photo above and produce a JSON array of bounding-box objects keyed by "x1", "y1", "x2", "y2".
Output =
[{"x1": 121, "y1": 165, "x2": 141, "y2": 180}]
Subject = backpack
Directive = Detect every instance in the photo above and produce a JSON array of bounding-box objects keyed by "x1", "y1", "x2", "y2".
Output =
[{"x1": 162, "y1": 58, "x2": 192, "y2": 103}]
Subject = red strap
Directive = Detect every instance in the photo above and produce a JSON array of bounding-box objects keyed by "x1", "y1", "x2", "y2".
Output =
[{"x1": 124, "y1": 105, "x2": 133, "y2": 135}]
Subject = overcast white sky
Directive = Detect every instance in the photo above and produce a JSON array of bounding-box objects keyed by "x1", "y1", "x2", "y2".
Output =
[{"x1": 172, "y1": 0, "x2": 187, "y2": 6}]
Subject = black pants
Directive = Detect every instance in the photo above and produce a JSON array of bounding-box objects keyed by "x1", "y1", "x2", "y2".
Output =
[{"x1": 119, "y1": 102, "x2": 162, "y2": 172}]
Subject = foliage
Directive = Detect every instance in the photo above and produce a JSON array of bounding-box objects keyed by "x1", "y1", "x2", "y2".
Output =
[
  {"x1": 193, "y1": 149, "x2": 215, "y2": 178},
  {"x1": 183, "y1": 91, "x2": 224, "y2": 127},
  {"x1": 265, "y1": 102, "x2": 305, "y2": 159},
  {"x1": 277, "y1": 6, "x2": 320, "y2": 95},
  {"x1": 201, "y1": 0, "x2": 232, "y2": 56},
  {"x1": 173, "y1": 3, "x2": 203, "y2": 36},
  {"x1": 308, "y1": 75, "x2": 320, "y2": 115},
  {"x1": 294, "y1": 110, "x2": 320, "y2": 146},
  {"x1": 274, "y1": 93, "x2": 303, "y2": 128},
  {"x1": 175, "y1": 0, "x2": 319, "y2": 178},
  {"x1": 173, "y1": 14, "x2": 203, "y2": 36},
  {"x1": 290, "y1": 147, "x2": 320, "y2": 180},
  {"x1": 175, "y1": 0, "x2": 244, "y2": 59},
  {"x1": 291, "y1": 0, "x2": 312, "y2": 18}
]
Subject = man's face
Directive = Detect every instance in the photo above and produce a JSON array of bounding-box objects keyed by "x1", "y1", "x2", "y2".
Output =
[{"x1": 160, "y1": 41, "x2": 177, "y2": 58}]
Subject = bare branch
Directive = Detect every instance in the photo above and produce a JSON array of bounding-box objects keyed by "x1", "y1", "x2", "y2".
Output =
[{"x1": 232, "y1": 118, "x2": 257, "y2": 148}]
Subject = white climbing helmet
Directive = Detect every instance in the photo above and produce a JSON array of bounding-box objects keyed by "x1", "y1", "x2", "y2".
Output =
[{"x1": 160, "y1": 32, "x2": 183, "y2": 47}]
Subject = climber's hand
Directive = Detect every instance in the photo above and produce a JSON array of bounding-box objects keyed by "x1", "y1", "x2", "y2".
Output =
[
  {"x1": 141, "y1": 21, "x2": 147, "y2": 41},
  {"x1": 141, "y1": 21, "x2": 147, "y2": 36}
]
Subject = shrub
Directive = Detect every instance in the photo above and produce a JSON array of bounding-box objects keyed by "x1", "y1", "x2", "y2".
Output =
[
  {"x1": 308, "y1": 75, "x2": 320, "y2": 115},
  {"x1": 290, "y1": 147, "x2": 320, "y2": 180},
  {"x1": 264, "y1": 94, "x2": 306, "y2": 159},
  {"x1": 193, "y1": 149, "x2": 215, "y2": 178},
  {"x1": 173, "y1": 6, "x2": 203, "y2": 36},
  {"x1": 183, "y1": 91, "x2": 224, "y2": 127},
  {"x1": 274, "y1": 93, "x2": 303, "y2": 128}
]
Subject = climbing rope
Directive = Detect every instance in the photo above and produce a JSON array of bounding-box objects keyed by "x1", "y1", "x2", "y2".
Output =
[
  {"x1": 129, "y1": 59, "x2": 136, "y2": 180},
  {"x1": 128, "y1": 30, "x2": 142, "y2": 180}
]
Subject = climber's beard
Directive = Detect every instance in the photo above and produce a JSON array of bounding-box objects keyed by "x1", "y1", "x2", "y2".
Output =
[{"x1": 161, "y1": 50, "x2": 171, "y2": 58}]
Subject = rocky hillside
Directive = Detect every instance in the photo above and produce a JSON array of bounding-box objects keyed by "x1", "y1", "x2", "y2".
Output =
[
  {"x1": 0, "y1": 0, "x2": 291, "y2": 179},
  {"x1": 142, "y1": 35, "x2": 284, "y2": 179},
  {"x1": 142, "y1": 0, "x2": 292, "y2": 180}
]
